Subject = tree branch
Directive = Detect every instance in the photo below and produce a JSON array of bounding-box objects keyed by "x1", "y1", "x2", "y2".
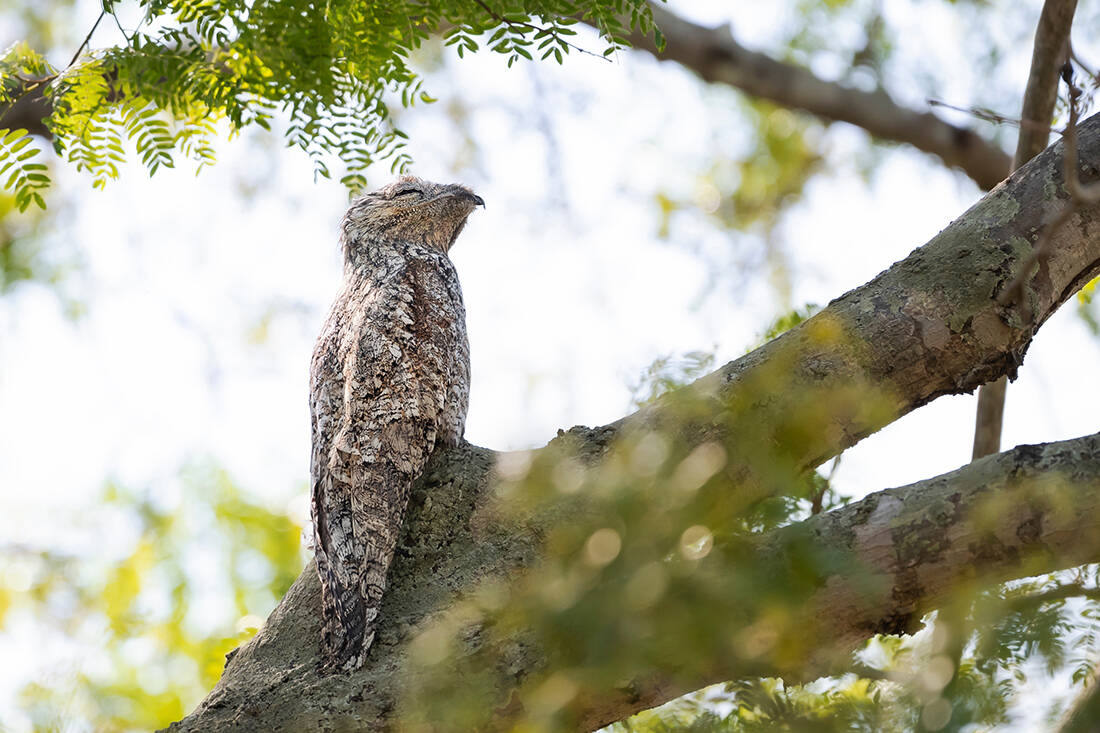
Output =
[
  {"x1": 166, "y1": 431, "x2": 1100, "y2": 732},
  {"x1": 972, "y1": 0, "x2": 1077, "y2": 460},
  {"x1": 1013, "y1": 0, "x2": 1077, "y2": 168},
  {"x1": 166, "y1": 114, "x2": 1100, "y2": 731},
  {"x1": 611, "y1": 3, "x2": 1012, "y2": 191},
  {"x1": 0, "y1": 86, "x2": 52, "y2": 138}
]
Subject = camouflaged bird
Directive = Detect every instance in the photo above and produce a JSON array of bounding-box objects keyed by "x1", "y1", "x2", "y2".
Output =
[{"x1": 309, "y1": 176, "x2": 482, "y2": 670}]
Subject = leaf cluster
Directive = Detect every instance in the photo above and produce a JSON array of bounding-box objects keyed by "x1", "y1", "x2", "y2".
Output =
[{"x1": 0, "y1": 0, "x2": 660, "y2": 204}]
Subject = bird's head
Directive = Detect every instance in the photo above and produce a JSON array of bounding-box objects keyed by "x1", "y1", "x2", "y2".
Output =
[{"x1": 341, "y1": 176, "x2": 484, "y2": 261}]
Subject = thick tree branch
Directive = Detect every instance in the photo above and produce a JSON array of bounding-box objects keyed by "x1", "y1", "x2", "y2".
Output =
[
  {"x1": 973, "y1": 0, "x2": 1077, "y2": 460},
  {"x1": 166, "y1": 114, "x2": 1100, "y2": 731},
  {"x1": 612, "y1": 3, "x2": 1012, "y2": 190},
  {"x1": 167, "y1": 432, "x2": 1100, "y2": 732}
]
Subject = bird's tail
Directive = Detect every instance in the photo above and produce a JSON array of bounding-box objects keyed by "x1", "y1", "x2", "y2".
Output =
[{"x1": 313, "y1": 469, "x2": 409, "y2": 671}]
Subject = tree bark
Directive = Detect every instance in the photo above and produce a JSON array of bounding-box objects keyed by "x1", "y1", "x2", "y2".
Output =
[
  {"x1": 612, "y1": 3, "x2": 1013, "y2": 191},
  {"x1": 168, "y1": 432, "x2": 1100, "y2": 733},
  {"x1": 165, "y1": 114, "x2": 1100, "y2": 731}
]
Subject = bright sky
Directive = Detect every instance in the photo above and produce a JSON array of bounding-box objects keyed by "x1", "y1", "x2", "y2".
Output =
[{"x1": 2, "y1": 0, "x2": 1100, "y2": 729}]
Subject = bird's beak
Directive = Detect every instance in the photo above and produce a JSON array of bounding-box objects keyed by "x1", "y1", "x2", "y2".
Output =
[{"x1": 448, "y1": 186, "x2": 485, "y2": 208}]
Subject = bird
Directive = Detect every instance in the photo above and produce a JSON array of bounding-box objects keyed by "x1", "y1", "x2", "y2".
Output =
[{"x1": 309, "y1": 175, "x2": 483, "y2": 671}]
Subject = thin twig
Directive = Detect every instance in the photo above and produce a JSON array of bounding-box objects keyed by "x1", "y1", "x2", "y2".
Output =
[
  {"x1": 68, "y1": 10, "x2": 107, "y2": 68},
  {"x1": 110, "y1": 8, "x2": 134, "y2": 45},
  {"x1": 1070, "y1": 43, "x2": 1097, "y2": 83},
  {"x1": 5, "y1": 10, "x2": 109, "y2": 99},
  {"x1": 810, "y1": 455, "x2": 842, "y2": 515},
  {"x1": 927, "y1": 98, "x2": 1057, "y2": 135},
  {"x1": 469, "y1": 0, "x2": 609, "y2": 62},
  {"x1": 927, "y1": 99, "x2": 1021, "y2": 126}
]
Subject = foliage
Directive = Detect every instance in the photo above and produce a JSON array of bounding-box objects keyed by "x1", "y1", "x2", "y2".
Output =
[
  {"x1": 754, "y1": 303, "x2": 821, "y2": 347},
  {"x1": 0, "y1": 190, "x2": 56, "y2": 293},
  {"x1": 0, "y1": 128, "x2": 48, "y2": 211},
  {"x1": 0, "y1": 464, "x2": 307, "y2": 731},
  {"x1": 629, "y1": 303, "x2": 821, "y2": 411},
  {"x1": 652, "y1": 102, "x2": 824, "y2": 243},
  {"x1": 0, "y1": 0, "x2": 661, "y2": 206},
  {"x1": 630, "y1": 350, "x2": 716, "y2": 408},
  {"x1": 1077, "y1": 276, "x2": 1100, "y2": 336},
  {"x1": 608, "y1": 586, "x2": 1100, "y2": 733}
]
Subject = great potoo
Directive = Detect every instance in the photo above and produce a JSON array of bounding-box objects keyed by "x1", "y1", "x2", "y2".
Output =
[{"x1": 310, "y1": 176, "x2": 482, "y2": 671}]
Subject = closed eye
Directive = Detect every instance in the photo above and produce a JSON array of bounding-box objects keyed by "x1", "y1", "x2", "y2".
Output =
[{"x1": 394, "y1": 187, "x2": 422, "y2": 197}]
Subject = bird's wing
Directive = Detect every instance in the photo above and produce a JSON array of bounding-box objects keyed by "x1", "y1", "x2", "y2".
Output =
[{"x1": 310, "y1": 257, "x2": 462, "y2": 669}]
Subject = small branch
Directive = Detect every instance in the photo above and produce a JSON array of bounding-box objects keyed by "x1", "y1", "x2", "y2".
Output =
[
  {"x1": 108, "y1": 8, "x2": 135, "y2": 45},
  {"x1": 972, "y1": 0, "x2": 1077, "y2": 461},
  {"x1": 67, "y1": 10, "x2": 106, "y2": 69},
  {"x1": 0, "y1": 10, "x2": 108, "y2": 136},
  {"x1": 926, "y1": 99, "x2": 1064, "y2": 135},
  {"x1": 810, "y1": 455, "x2": 841, "y2": 515},
  {"x1": 926, "y1": 99, "x2": 1021, "y2": 128},
  {"x1": 845, "y1": 662, "x2": 891, "y2": 681},
  {"x1": 607, "y1": 2, "x2": 1012, "y2": 190},
  {"x1": 469, "y1": 0, "x2": 609, "y2": 61},
  {"x1": 1013, "y1": 0, "x2": 1079, "y2": 168},
  {"x1": 1070, "y1": 43, "x2": 1097, "y2": 80}
]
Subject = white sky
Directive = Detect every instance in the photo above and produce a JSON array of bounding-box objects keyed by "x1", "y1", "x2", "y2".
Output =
[{"x1": 1, "y1": 0, "x2": 1099, "y2": 729}]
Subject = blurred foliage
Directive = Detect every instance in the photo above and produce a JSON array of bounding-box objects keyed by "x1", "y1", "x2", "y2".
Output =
[
  {"x1": 401, "y1": 415, "x2": 1100, "y2": 731},
  {"x1": 0, "y1": 178, "x2": 86, "y2": 312},
  {"x1": 629, "y1": 302, "x2": 821, "y2": 412},
  {"x1": 1078, "y1": 276, "x2": 1100, "y2": 336},
  {"x1": 0, "y1": 0, "x2": 661, "y2": 205},
  {"x1": 715, "y1": 104, "x2": 824, "y2": 236},
  {"x1": 0, "y1": 0, "x2": 82, "y2": 53},
  {"x1": 0, "y1": 463, "x2": 307, "y2": 731},
  {"x1": 398, "y1": 314, "x2": 886, "y2": 729},
  {"x1": 0, "y1": 191, "x2": 54, "y2": 292},
  {"x1": 754, "y1": 303, "x2": 821, "y2": 348},
  {"x1": 653, "y1": 101, "x2": 823, "y2": 242},
  {"x1": 394, "y1": 310, "x2": 1100, "y2": 731},
  {"x1": 0, "y1": 128, "x2": 48, "y2": 211},
  {"x1": 629, "y1": 350, "x2": 716, "y2": 409},
  {"x1": 611, "y1": 677, "x2": 892, "y2": 732}
]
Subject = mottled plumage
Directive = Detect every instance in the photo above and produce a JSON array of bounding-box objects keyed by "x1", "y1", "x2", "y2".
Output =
[{"x1": 310, "y1": 176, "x2": 482, "y2": 670}]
